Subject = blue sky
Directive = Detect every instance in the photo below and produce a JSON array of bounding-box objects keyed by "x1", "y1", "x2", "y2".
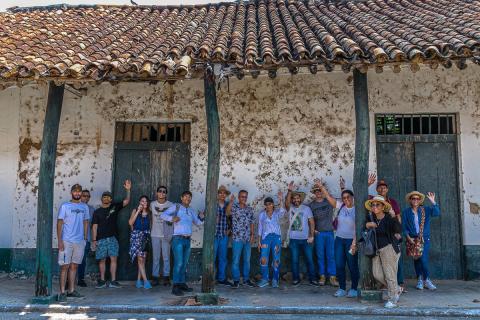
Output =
[{"x1": 0, "y1": 0, "x2": 227, "y2": 11}]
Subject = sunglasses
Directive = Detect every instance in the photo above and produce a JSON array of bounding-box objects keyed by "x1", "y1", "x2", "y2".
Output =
[
  {"x1": 157, "y1": 190, "x2": 167, "y2": 194},
  {"x1": 410, "y1": 197, "x2": 421, "y2": 201},
  {"x1": 370, "y1": 203, "x2": 383, "y2": 208}
]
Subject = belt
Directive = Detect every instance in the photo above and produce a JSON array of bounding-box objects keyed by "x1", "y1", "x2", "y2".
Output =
[{"x1": 173, "y1": 235, "x2": 191, "y2": 239}]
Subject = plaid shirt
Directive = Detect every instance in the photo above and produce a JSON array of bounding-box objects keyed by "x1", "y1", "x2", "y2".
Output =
[{"x1": 215, "y1": 202, "x2": 229, "y2": 237}]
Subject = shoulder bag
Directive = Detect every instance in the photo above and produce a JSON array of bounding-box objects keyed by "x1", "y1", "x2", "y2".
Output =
[{"x1": 406, "y1": 207, "x2": 425, "y2": 259}]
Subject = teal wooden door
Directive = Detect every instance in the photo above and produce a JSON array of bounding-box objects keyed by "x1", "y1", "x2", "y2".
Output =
[
  {"x1": 112, "y1": 142, "x2": 190, "y2": 280},
  {"x1": 377, "y1": 135, "x2": 463, "y2": 279}
]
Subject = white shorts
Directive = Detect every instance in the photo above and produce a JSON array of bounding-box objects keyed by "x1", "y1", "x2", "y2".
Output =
[{"x1": 58, "y1": 240, "x2": 86, "y2": 266}]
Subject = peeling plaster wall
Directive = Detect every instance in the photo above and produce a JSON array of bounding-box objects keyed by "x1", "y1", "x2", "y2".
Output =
[
  {"x1": 1, "y1": 65, "x2": 479, "y2": 249},
  {"x1": 0, "y1": 87, "x2": 19, "y2": 248}
]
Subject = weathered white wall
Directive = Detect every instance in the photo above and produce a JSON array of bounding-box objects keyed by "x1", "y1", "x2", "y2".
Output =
[
  {"x1": 0, "y1": 87, "x2": 20, "y2": 248},
  {"x1": 0, "y1": 65, "x2": 479, "y2": 248}
]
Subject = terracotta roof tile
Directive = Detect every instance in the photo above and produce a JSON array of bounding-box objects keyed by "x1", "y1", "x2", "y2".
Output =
[{"x1": 1, "y1": 0, "x2": 479, "y2": 81}]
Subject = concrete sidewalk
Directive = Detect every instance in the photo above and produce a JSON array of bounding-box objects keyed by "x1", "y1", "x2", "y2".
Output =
[{"x1": 0, "y1": 277, "x2": 479, "y2": 317}]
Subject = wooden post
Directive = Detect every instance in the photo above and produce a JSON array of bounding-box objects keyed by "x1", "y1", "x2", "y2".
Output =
[
  {"x1": 352, "y1": 69, "x2": 380, "y2": 301},
  {"x1": 197, "y1": 64, "x2": 220, "y2": 305},
  {"x1": 33, "y1": 82, "x2": 64, "y2": 303}
]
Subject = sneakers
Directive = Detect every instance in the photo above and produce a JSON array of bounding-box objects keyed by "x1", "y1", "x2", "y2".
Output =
[
  {"x1": 217, "y1": 280, "x2": 234, "y2": 286},
  {"x1": 163, "y1": 276, "x2": 171, "y2": 287},
  {"x1": 66, "y1": 290, "x2": 84, "y2": 298},
  {"x1": 318, "y1": 275, "x2": 326, "y2": 286},
  {"x1": 416, "y1": 278, "x2": 424, "y2": 290},
  {"x1": 96, "y1": 279, "x2": 108, "y2": 289},
  {"x1": 334, "y1": 289, "x2": 347, "y2": 297},
  {"x1": 143, "y1": 280, "x2": 152, "y2": 289},
  {"x1": 271, "y1": 279, "x2": 279, "y2": 288},
  {"x1": 77, "y1": 279, "x2": 87, "y2": 287},
  {"x1": 244, "y1": 280, "x2": 256, "y2": 288},
  {"x1": 109, "y1": 281, "x2": 121, "y2": 288},
  {"x1": 384, "y1": 301, "x2": 398, "y2": 308},
  {"x1": 179, "y1": 283, "x2": 193, "y2": 292},
  {"x1": 347, "y1": 289, "x2": 358, "y2": 298},
  {"x1": 136, "y1": 280, "x2": 143, "y2": 288},
  {"x1": 231, "y1": 281, "x2": 240, "y2": 289},
  {"x1": 151, "y1": 277, "x2": 160, "y2": 287},
  {"x1": 257, "y1": 279, "x2": 269, "y2": 288},
  {"x1": 309, "y1": 280, "x2": 320, "y2": 286},
  {"x1": 172, "y1": 285, "x2": 184, "y2": 296},
  {"x1": 424, "y1": 279, "x2": 437, "y2": 290},
  {"x1": 329, "y1": 276, "x2": 339, "y2": 287},
  {"x1": 292, "y1": 280, "x2": 300, "y2": 286},
  {"x1": 57, "y1": 292, "x2": 67, "y2": 302}
]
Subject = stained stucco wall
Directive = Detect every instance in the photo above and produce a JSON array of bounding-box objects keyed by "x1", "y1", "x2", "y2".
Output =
[{"x1": 0, "y1": 65, "x2": 479, "y2": 250}]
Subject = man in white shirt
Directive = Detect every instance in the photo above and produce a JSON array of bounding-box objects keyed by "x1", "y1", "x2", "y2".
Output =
[
  {"x1": 56, "y1": 184, "x2": 90, "y2": 302},
  {"x1": 150, "y1": 185, "x2": 174, "y2": 286},
  {"x1": 161, "y1": 191, "x2": 204, "y2": 296},
  {"x1": 285, "y1": 182, "x2": 318, "y2": 286}
]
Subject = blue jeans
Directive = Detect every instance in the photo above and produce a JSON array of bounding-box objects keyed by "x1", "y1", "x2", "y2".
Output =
[
  {"x1": 397, "y1": 249, "x2": 404, "y2": 285},
  {"x1": 414, "y1": 239, "x2": 431, "y2": 280},
  {"x1": 214, "y1": 235, "x2": 228, "y2": 281},
  {"x1": 314, "y1": 231, "x2": 336, "y2": 277},
  {"x1": 77, "y1": 241, "x2": 90, "y2": 281},
  {"x1": 289, "y1": 239, "x2": 315, "y2": 281},
  {"x1": 172, "y1": 236, "x2": 191, "y2": 284},
  {"x1": 231, "y1": 240, "x2": 251, "y2": 282},
  {"x1": 334, "y1": 237, "x2": 359, "y2": 290},
  {"x1": 260, "y1": 233, "x2": 282, "y2": 281}
]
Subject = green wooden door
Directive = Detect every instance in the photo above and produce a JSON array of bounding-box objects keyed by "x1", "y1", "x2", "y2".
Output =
[
  {"x1": 112, "y1": 142, "x2": 190, "y2": 280},
  {"x1": 376, "y1": 136, "x2": 463, "y2": 279},
  {"x1": 414, "y1": 141, "x2": 462, "y2": 279}
]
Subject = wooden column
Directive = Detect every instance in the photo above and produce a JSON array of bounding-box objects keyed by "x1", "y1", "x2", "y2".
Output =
[
  {"x1": 352, "y1": 69, "x2": 378, "y2": 299},
  {"x1": 198, "y1": 65, "x2": 220, "y2": 304},
  {"x1": 34, "y1": 82, "x2": 64, "y2": 302}
]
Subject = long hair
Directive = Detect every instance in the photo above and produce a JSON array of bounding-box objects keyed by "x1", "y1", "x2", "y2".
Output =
[{"x1": 138, "y1": 195, "x2": 152, "y2": 228}]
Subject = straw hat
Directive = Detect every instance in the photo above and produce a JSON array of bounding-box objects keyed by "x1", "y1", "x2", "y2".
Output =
[
  {"x1": 405, "y1": 191, "x2": 425, "y2": 204},
  {"x1": 365, "y1": 195, "x2": 392, "y2": 212},
  {"x1": 217, "y1": 185, "x2": 231, "y2": 195},
  {"x1": 291, "y1": 191, "x2": 306, "y2": 203}
]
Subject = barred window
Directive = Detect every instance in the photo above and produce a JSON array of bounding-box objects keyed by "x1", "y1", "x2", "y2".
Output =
[
  {"x1": 375, "y1": 114, "x2": 456, "y2": 136},
  {"x1": 115, "y1": 122, "x2": 191, "y2": 143}
]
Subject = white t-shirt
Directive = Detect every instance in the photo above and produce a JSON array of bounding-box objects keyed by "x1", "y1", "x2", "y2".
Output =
[
  {"x1": 150, "y1": 200, "x2": 173, "y2": 237},
  {"x1": 335, "y1": 200, "x2": 356, "y2": 239},
  {"x1": 58, "y1": 202, "x2": 90, "y2": 243},
  {"x1": 288, "y1": 204, "x2": 313, "y2": 240}
]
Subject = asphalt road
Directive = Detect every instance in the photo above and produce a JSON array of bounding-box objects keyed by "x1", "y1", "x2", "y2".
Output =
[{"x1": 0, "y1": 313, "x2": 476, "y2": 320}]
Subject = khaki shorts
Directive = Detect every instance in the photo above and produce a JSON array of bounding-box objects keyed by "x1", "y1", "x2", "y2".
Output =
[{"x1": 58, "y1": 240, "x2": 86, "y2": 266}]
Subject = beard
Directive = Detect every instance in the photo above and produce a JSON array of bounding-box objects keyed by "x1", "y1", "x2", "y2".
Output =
[{"x1": 72, "y1": 195, "x2": 81, "y2": 201}]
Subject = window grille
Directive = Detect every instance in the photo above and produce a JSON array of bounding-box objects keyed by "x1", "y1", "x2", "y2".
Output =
[
  {"x1": 115, "y1": 122, "x2": 191, "y2": 143},
  {"x1": 375, "y1": 114, "x2": 456, "y2": 136}
]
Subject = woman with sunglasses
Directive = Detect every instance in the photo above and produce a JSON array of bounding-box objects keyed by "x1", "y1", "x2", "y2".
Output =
[
  {"x1": 128, "y1": 195, "x2": 152, "y2": 289},
  {"x1": 321, "y1": 179, "x2": 359, "y2": 298},
  {"x1": 402, "y1": 191, "x2": 439, "y2": 290},
  {"x1": 365, "y1": 196, "x2": 402, "y2": 308}
]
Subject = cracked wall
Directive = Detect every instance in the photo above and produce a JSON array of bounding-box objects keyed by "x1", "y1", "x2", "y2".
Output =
[{"x1": 0, "y1": 65, "x2": 479, "y2": 248}]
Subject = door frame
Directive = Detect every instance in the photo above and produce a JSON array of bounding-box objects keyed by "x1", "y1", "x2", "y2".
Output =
[{"x1": 376, "y1": 133, "x2": 465, "y2": 279}]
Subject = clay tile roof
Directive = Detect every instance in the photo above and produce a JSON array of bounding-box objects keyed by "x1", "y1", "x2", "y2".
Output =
[{"x1": 1, "y1": 0, "x2": 479, "y2": 81}]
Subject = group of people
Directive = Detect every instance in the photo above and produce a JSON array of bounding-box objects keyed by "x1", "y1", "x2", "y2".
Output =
[{"x1": 55, "y1": 175, "x2": 440, "y2": 308}]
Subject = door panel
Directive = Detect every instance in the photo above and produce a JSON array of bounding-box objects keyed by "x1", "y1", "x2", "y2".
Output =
[
  {"x1": 414, "y1": 142, "x2": 462, "y2": 279},
  {"x1": 376, "y1": 142, "x2": 416, "y2": 277}
]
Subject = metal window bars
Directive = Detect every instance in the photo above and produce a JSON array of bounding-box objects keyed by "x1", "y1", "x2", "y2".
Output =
[
  {"x1": 115, "y1": 122, "x2": 191, "y2": 143},
  {"x1": 375, "y1": 114, "x2": 456, "y2": 136}
]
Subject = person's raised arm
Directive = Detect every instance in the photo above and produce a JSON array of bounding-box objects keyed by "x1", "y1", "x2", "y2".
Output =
[
  {"x1": 285, "y1": 181, "x2": 294, "y2": 211},
  {"x1": 128, "y1": 204, "x2": 142, "y2": 227},
  {"x1": 226, "y1": 194, "x2": 235, "y2": 216},
  {"x1": 426, "y1": 192, "x2": 440, "y2": 217},
  {"x1": 122, "y1": 179, "x2": 132, "y2": 207},
  {"x1": 320, "y1": 185, "x2": 337, "y2": 208}
]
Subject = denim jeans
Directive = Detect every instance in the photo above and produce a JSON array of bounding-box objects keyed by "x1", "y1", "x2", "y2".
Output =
[
  {"x1": 314, "y1": 231, "x2": 336, "y2": 277},
  {"x1": 77, "y1": 241, "x2": 90, "y2": 281},
  {"x1": 334, "y1": 236, "x2": 359, "y2": 290},
  {"x1": 414, "y1": 239, "x2": 431, "y2": 280},
  {"x1": 172, "y1": 236, "x2": 191, "y2": 284},
  {"x1": 397, "y1": 249, "x2": 404, "y2": 285},
  {"x1": 260, "y1": 233, "x2": 282, "y2": 281},
  {"x1": 231, "y1": 240, "x2": 251, "y2": 282},
  {"x1": 289, "y1": 239, "x2": 315, "y2": 281},
  {"x1": 214, "y1": 235, "x2": 228, "y2": 281}
]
